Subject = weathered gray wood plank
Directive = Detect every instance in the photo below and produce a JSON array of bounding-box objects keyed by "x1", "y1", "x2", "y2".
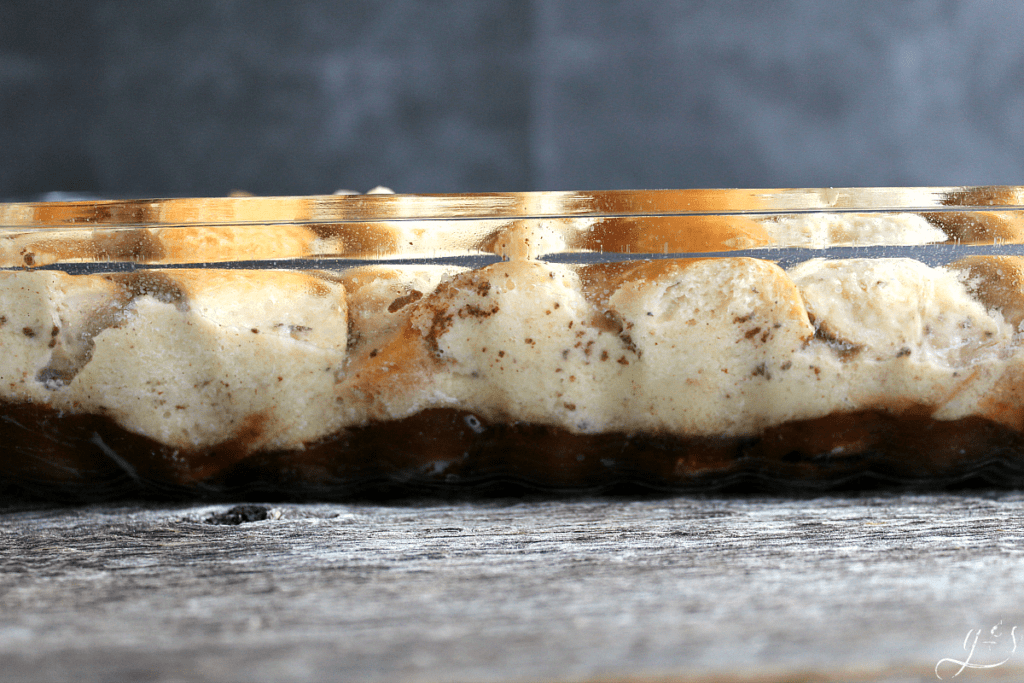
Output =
[{"x1": 3, "y1": 493, "x2": 1024, "y2": 682}]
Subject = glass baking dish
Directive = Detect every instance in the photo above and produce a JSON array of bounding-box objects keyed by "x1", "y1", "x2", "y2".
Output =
[{"x1": 3, "y1": 187, "x2": 1024, "y2": 500}]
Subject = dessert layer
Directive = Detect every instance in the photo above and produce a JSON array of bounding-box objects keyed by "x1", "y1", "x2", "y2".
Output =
[
  {"x1": 4, "y1": 226, "x2": 1024, "y2": 494},
  {"x1": 5, "y1": 256, "x2": 1023, "y2": 448},
  {"x1": 3, "y1": 403, "x2": 1021, "y2": 499}
]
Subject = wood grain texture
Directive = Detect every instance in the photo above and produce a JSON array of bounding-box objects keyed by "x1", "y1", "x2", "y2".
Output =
[{"x1": 3, "y1": 493, "x2": 1024, "y2": 682}]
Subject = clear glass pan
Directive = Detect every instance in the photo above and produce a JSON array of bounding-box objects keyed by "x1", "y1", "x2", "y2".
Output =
[{"x1": 3, "y1": 187, "x2": 1024, "y2": 499}]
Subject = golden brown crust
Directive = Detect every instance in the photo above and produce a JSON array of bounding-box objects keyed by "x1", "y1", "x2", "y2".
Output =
[
  {"x1": 572, "y1": 215, "x2": 771, "y2": 254},
  {"x1": 924, "y1": 211, "x2": 1024, "y2": 245}
]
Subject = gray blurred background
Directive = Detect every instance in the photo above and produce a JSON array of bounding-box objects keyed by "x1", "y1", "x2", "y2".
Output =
[{"x1": 2, "y1": 0, "x2": 1023, "y2": 198}]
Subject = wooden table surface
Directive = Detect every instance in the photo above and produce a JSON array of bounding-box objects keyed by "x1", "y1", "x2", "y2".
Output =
[{"x1": 3, "y1": 492, "x2": 1024, "y2": 683}]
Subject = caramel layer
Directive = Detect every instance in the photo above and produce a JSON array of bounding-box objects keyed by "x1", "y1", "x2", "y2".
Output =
[{"x1": 3, "y1": 402, "x2": 1021, "y2": 500}]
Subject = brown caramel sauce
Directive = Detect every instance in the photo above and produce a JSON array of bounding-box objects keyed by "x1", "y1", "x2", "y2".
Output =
[
  {"x1": 952, "y1": 255, "x2": 1024, "y2": 329},
  {"x1": 924, "y1": 210, "x2": 1024, "y2": 245},
  {"x1": 575, "y1": 215, "x2": 770, "y2": 254},
  {"x1": 3, "y1": 402, "x2": 1021, "y2": 500}
]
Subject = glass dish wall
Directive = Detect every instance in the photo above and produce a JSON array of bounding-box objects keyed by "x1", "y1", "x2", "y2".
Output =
[{"x1": 2, "y1": 187, "x2": 1024, "y2": 499}]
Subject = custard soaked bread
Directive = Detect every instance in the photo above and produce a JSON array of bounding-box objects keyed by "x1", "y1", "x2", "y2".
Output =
[{"x1": 4, "y1": 230, "x2": 1024, "y2": 496}]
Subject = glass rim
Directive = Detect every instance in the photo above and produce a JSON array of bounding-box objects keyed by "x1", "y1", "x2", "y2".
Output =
[{"x1": 2, "y1": 186, "x2": 1024, "y2": 229}]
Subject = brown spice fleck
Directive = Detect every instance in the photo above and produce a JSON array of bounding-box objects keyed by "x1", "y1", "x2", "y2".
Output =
[
  {"x1": 457, "y1": 303, "x2": 497, "y2": 319},
  {"x1": 563, "y1": 402, "x2": 576, "y2": 411},
  {"x1": 600, "y1": 350, "x2": 609, "y2": 361},
  {"x1": 812, "y1": 319, "x2": 862, "y2": 361},
  {"x1": 618, "y1": 331, "x2": 641, "y2": 358},
  {"x1": 22, "y1": 327, "x2": 35, "y2": 338},
  {"x1": 388, "y1": 289, "x2": 423, "y2": 313},
  {"x1": 617, "y1": 356, "x2": 629, "y2": 365},
  {"x1": 424, "y1": 306, "x2": 455, "y2": 360}
]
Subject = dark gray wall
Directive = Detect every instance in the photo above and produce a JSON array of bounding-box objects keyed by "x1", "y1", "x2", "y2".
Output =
[{"x1": 2, "y1": 0, "x2": 1023, "y2": 198}]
